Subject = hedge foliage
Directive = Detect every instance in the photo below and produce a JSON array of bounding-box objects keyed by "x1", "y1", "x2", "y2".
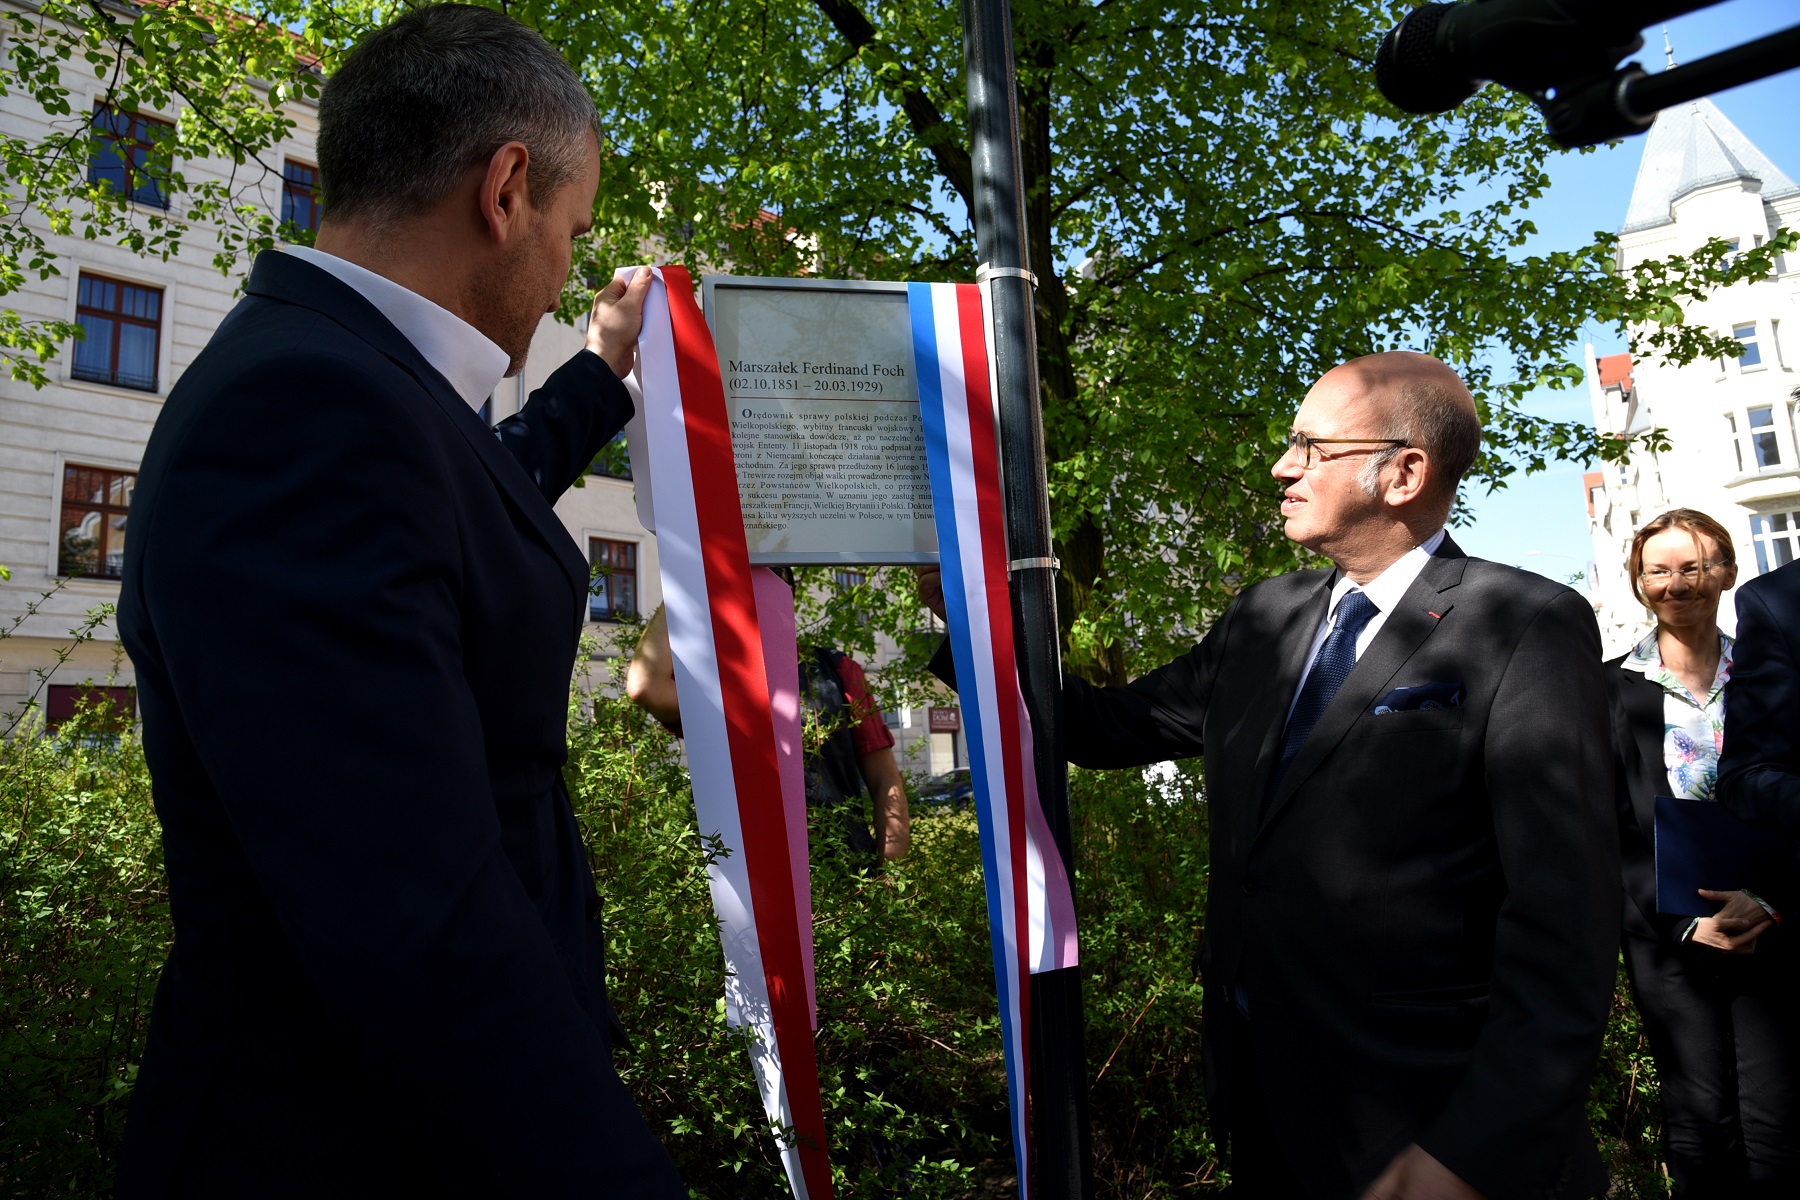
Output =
[{"x1": 2, "y1": 634, "x2": 1674, "y2": 1196}]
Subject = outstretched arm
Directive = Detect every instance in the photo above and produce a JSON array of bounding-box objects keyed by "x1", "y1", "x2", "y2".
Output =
[
  {"x1": 917, "y1": 563, "x2": 1224, "y2": 769},
  {"x1": 494, "y1": 268, "x2": 652, "y2": 501},
  {"x1": 858, "y1": 746, "x2": 911, "y2": 859}
]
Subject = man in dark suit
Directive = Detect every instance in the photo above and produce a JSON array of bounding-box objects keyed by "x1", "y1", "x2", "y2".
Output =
[
  {"x1": 1719, "y1": 557, "x2": 1800, "y2": 835},
  {"x1": 924, "y1": 353, "x2": 1619, "y2": 1199},
  {"x1": 115, "y1": 6, "x2": 684, "y2": 1196}
]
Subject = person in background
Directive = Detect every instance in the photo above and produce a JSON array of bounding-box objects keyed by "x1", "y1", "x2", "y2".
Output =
[
  {"x1": 1606, "y1": 509, "x2": 1798, "y2": 1198},
  {"x1": 627, "y1": 600, "x2": 911, "y2": 861}
]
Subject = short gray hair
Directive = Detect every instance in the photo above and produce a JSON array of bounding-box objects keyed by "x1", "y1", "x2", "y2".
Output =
[
  {"x1": 1357, "y1": 377, "x2": 1483, "y2": 501},
  {"x1": 316, "y1": 4, "x2": 599, "y2": 226}
]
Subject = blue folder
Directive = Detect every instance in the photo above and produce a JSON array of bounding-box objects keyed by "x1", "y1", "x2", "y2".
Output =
[{"x1": 1654, "y1": 793, "x2": 1790, "y2": 917}]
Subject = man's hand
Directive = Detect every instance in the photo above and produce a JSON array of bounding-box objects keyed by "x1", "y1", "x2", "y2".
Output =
[
  {"x1": 1361, "y1": 1145, "x2": 1485, "y2": 1200},
  {"x1": 586, "y1": 266, "x2": 653, "y2": 380},
  {"x1": 915, "y1": 564, "x2": 947, "y2": 621},
  {"x1": 1692, "y1": 888, "x2": 1774, "y2": 954}
]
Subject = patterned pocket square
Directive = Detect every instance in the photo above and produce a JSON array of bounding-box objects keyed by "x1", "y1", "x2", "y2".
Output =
[{"x1": 1372, "y1": 681, "x2": 1464, "y2": 714}]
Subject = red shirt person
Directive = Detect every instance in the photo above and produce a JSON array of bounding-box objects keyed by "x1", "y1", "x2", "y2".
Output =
[{"x1": 627, "y1": 605, "x2": 910, "y2": 859}]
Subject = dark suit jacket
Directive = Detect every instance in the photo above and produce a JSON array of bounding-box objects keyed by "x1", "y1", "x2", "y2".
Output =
[
  {"x1": 1052, "y1": 539, "x2": 1619, "y2": 1200},
  {"x1": 115, "y1": 251, "x2": 683, "y2": 1198},
  {"x1": 1720, "y1": 560, "x2": 1800, "y2": 836},
  {"x1": 1607, "y1": 646, "x2": 1800, "y2": 942}
]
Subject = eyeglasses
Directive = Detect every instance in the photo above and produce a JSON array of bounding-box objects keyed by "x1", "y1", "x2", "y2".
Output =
[
  {"x1": 1283, "y1": 430, "x2": 1409, "y2": 469},
  {"x1": 1639, "y1": 563, "x2": 1727, "y2": 587}
]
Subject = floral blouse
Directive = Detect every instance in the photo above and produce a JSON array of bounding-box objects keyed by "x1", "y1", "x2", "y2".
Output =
[{"x1": 1621, "y1": 629, "x2": 1734, "y2": 801}]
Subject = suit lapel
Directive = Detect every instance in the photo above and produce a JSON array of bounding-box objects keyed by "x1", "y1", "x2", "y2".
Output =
[
  {"x1": 1257, "y1": 542, "x2": 1468, "y2": 840},
  {"x1": 1244, "y1": 573, "x2": 1335, "y2": 812},
  {"x1": 245, "y1": 251, "x2": 589, "y2": 599},
  {"x1": 1620, "y1": 668, "x2": 1667, "y2": 845}
]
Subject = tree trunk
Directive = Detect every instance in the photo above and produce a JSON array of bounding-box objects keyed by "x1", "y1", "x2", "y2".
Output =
[{"x1": 1017, "y1": 34, "x2": 1126, "y2": 687}]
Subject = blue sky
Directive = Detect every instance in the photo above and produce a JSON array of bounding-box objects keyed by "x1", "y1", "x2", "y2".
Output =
[{"x1": 1452, "y1": 0, "x2": 1800, "y2": 581}]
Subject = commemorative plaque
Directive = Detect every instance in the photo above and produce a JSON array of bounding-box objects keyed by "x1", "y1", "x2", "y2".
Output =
[{"x1": 701, "y1": 276, "x2": 939, "y2": 565}]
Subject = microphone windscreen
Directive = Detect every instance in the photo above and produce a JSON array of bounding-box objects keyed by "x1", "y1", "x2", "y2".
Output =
[{"x1": 1375, "y1": 3, "x2": 1480, "y2": 115}]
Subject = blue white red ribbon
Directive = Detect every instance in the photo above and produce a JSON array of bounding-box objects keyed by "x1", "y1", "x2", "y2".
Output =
[
  {"x1": 908, "y1": 280, "x2": 1081, "y2": 1198},
  {"x1": 632, "y1": 265, "x2": 830, "y2": 1200}
]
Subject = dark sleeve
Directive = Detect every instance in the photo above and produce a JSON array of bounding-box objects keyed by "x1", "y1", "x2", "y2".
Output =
[
  {"x1": 926, "y1": 598, "x2": 1236, "y2": 769},
  {"x1": 139, "y1": 353, "x2": 673, "y2": 1190},
  {"x1": 493, "y1": 349, "x2": 633, "y2": 503},
  {"x1": 1420, "y1": 589, "x2": 1622, "y2": 1195},
  {"x1": 1719, "y1": 581, "x2": 1800, "y2": 835}
]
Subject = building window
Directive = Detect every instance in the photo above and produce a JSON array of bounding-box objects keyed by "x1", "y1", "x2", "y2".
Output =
[
  {"x1": 588, "y1": 433, "x2": 632, "y2": 480},
  {"x1": 1750, "y1": 509, "x2": 1800, "y2": 574},
  {"x1": 833, "y1": 568, "x2": 866, "y2": 591},
  {"x1": 589, "y1": 538, "x2": 637, "y2": 621},
  {"x1": 89, "y1": 106, "x2": 173, "y2": 208},
  {"x1": 281, "y1": 160, "x2": 321, "y2": 234},
  {"x1": 58, "y1": 464, "x2": 135, "y2": 579},
  {"x1": 1734, "y1": 322, "x2": 1762, "y2": 369},
  {"x1": 73, "y1": 273, "x2": 162, "y2": 392},
  {"x1": 1747, "y1": 405, "x2": 1783, "y2": 470},
  {"x1": 45, "y1": 684, "x2": 135, "y2": 732}
]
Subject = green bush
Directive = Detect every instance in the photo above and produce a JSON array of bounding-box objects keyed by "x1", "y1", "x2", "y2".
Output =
[
  {"x1": 2, "y1": 625, "x2": 1672, "y2": 1197},
  {"x1": 0, "y1": 701, "x2": 163, "y2": 1197}
]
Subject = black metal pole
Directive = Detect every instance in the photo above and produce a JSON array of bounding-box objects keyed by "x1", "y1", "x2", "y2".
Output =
[{"x1": 960, "y1": 0, "x2": 1093, "y2": 1196}]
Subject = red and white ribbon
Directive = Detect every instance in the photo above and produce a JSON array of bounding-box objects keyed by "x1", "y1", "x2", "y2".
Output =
[{"x1": 630, "y1": 265, "x2": 830, "y2": 1199}]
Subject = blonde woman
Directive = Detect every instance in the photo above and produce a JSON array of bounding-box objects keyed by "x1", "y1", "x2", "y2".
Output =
[{"x1": 1608, "y1": 508, "x2": 1799, "y2": 1197}]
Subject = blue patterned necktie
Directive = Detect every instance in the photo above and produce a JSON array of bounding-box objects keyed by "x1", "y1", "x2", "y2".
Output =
[{"x1": 1271, "y1": 589, "x2": 1380, "y2": 791}]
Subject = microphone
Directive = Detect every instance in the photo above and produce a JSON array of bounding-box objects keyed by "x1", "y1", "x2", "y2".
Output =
[{"x1": 1374, "y1": 1, "x2": 1716, "y2": 116}]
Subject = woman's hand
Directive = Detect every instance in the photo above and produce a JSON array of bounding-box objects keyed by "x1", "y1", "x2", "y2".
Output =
[{"x1": 1690, "y1": 888, "x2": 1774, "y2": 954}]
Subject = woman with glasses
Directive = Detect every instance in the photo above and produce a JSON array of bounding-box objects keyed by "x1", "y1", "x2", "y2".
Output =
[{"x1": 1608, "y1": 508, "x2": 1799, "y2": 1197}]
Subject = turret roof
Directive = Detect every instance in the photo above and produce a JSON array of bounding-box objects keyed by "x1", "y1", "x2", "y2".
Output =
[{"x1": 1621, "y1": 97, "x2": 1799, "y2": 233}]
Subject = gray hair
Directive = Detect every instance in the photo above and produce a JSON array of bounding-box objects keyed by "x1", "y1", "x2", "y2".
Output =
[
  {"x1": 316, "y1": 4, "x2": 600, "y2": 226},
  {"x1": 1357, "y1": 376, "x2": 1483, "y2": 501}
]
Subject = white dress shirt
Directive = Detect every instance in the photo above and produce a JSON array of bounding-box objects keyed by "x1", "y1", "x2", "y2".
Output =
[
  {"x1": 283, "y1": 245, "x2": 509, "y2": 412},
  {"x1": 1287, "y1": 527, "x2": 1447, "y2": 723}
]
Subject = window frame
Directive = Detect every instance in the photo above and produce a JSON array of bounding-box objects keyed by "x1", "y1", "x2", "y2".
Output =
[
  {"x1": 1750, "y1": 508, "x2": 1800, "y2": 574},
  {"x1": 45, "y1": 684, "x2": 136, "y2": 733},
  {"x1": 1733, "y1": 321, "x2": 1764, "y2": 370},
  {"x1": 587, "y1": 537, "x2": 639, "y2": 622},
  {"x1": 88, "y1": 104, "x2": 174, "y2": 209},
  {"x1": 71, "y1": 271, "x2": 164, "y2": 393},
  {"x1": 1746, "y1": 404, "x2": 1784, "y2": 471},
  {"x1": 56, "y1": 462, "x2": 137, "y2": 581},
  {"x1": 281, "y1": 158, "x2": 322, "y2": 235}
]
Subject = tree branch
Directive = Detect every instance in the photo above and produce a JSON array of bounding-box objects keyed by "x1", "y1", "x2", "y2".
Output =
[{"x1": 810, "y1": 0, "x2": 974, "y2": 210}]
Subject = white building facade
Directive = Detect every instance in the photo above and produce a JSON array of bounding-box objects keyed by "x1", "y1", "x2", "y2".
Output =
[
  {"x1": 1582, "y1": 96, "x2": 1800, "y2": 657},
  {"x1": 0, "y1": 36, "x2": 658, "y2": 726}
]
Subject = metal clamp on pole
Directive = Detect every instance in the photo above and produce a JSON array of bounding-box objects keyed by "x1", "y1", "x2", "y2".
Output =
[
  {"x1": 1008, "y1": 556, "x2": 1060, "y2": 572},
  {"x1": 976, "y1": 263, "x2": 1040, "y2": 288}
]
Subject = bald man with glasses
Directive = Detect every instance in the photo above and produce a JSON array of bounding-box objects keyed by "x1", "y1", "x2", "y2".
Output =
[{"x1": 923, "y1": 353, "x2": 1620, "y2": 1200}]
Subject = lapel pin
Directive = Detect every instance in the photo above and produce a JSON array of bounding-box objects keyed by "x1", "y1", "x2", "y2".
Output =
[{"x1": 1428, "y1": 611, "x2": 1443, "y2": 620}]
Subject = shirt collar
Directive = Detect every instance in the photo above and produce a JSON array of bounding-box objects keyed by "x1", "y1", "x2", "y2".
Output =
[
  {"x1": 1327, "y1": 527, "x2": 1447, "y2": 619},
  {"x1": 283, "y1": 245, "x2": 509, "y2": 412},
  {"x1": 1623, "y1": 628, "x2": 1735, "y2": 706}
]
